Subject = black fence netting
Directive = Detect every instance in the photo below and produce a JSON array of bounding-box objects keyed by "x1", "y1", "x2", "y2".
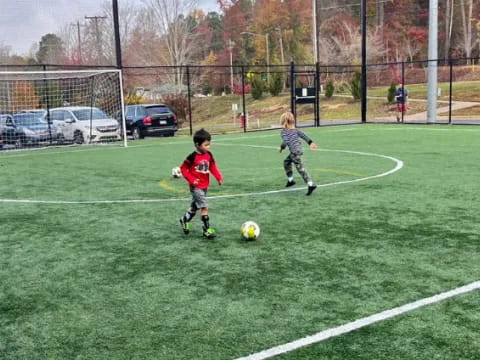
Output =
[
  {"x1": 366, "y1": 59, "x2": 480, "y2": 125},
  {"x1": 319, "y1": 64, "x2": 361, "y2": 125},
  {"x1": 2, "y1": 58, "x2": 479, "y2": 142}
]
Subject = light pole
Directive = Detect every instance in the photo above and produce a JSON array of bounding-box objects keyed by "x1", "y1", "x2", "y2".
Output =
[
  {"x1": 241, "y1": 31, "x2": 270, "y2": 82},
  {"x1": 276, "y1": 27, "x2": 286, "y2": 90},
  {"x1": 276, "y1": 28, "x2": 285, "y2": 66},
  {"x1": 227, "y1": 39, "x2": 235, "y2": 92},
  {"x1": 313, "y1": 0, "x2": 318, "y2": 63}
]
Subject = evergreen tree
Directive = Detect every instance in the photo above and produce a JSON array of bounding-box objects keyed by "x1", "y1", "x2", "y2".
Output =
[
  {"x1": 36, "y1": 34, "x2": 64, "y2": 64},
  {"x1": 269, "y1": 72, "x2": 283, "y2": 96},
  {"x1": 325, "y1": 78, "x2": 335, "y2": 99},
  {"x1": 350, "y1": 70, "x2": 361, "y2": 100},
  {"x1": 251, "y1": 75, "x2": 264, "y2": 99},
  {"x1": 387, "y1": 81, "x2": 397, "y2": 103}
]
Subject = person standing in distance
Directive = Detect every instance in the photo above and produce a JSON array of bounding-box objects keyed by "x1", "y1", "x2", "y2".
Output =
[{"x1": 395, "y1": 83, "x2": 409, "y2": 122}]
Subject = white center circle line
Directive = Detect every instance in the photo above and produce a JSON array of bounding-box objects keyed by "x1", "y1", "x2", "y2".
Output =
[{"x1": 0, "y1": 145, "x2": 403, "y2": 204}]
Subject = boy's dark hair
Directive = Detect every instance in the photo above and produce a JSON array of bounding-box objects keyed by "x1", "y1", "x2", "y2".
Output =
[{"x1": 193, "y1": 128, "x2": 211, "y2": 146}]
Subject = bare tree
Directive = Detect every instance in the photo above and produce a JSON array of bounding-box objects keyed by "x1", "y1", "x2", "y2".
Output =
[
  {"x1": 376, "y1": 0, "x2": 385, "y2": 47},
  {"x1": 405, "y1": 34, "x2": 424, "y2": 62},
  {"x1": 444, "y1": 0, "x2": 455, "y2": 59},
  {"x1": 142, "y1": 0, "x2": 200, "y2": 86},
  {"x1": 126, "y1": 9, "x2": 165, "y2": 66},
  {"x1": 459, "y1": 0, "x2": 474, "y2": 61},
  {"x1": 57, "y1": 23, "x2": 77, "y2": 63},
  {"x1": 0, "y1": 42, "x2": 12, "y2": 64},
  {"x1": 319, "y1": 22, "x2": 385, "y2": 65},
  {"x1": 100, "y1": 0, "x2": 140, "y2": 65}
]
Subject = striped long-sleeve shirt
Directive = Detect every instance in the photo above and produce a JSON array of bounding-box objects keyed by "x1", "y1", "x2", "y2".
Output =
[{"x1": 280, "y1": 128, "x2": 313, "y2": 153}]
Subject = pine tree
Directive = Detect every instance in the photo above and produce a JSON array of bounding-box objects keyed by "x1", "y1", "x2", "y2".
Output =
[
  {"x1": 251, "y1": 75, "x2": 264, "y2": 100},
  {"x1": 350, "y1": 70, "x2": 361, "y2": 100},
  {"x1": 269, "y1": 72, "x2": 283, "y2": 96},
  {"x1": 325, "y1": 78, "x2": 335, "y2": 99},
  {"x1": 387, "y1": 81, "x2": 397, "y2": 103}
]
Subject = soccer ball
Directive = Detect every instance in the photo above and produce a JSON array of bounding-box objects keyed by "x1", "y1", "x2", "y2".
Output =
[
  {"x1": 240, "y1": 221, "x2": 260, "y2": 240},
  {"x1": 171, "y1": 166, "x2": 182, "y2": 178}
]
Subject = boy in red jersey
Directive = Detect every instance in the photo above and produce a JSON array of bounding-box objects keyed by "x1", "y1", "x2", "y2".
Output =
[{"x1": 179, "y1": 128, "x2": 223, "y2": 239}]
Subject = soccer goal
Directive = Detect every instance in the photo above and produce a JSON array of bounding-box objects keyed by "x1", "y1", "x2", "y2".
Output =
[{"x1": 0, "y1": 69, "x2": 127, "y2": 150}]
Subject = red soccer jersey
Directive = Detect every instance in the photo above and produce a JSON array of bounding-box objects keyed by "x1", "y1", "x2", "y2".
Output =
[{"x1": 180, "y1": 151, "x2": 223, "y2": 189}]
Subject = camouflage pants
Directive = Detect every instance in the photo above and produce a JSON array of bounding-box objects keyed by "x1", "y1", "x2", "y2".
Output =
[{"x1": 283, "y1": 151, "x2": 312, "y2": 184}]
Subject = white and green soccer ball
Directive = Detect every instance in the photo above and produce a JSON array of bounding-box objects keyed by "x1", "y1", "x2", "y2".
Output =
[
  {"x1": 240, "y1": 221, "x2": 260, "y2": 240},
  {"x1": 171, "y1": 166, "x2": 182, "y2": 178}
]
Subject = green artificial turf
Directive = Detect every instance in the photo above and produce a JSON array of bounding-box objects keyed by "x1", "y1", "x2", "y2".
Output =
[{"x1": 1, "y1": 124, "x2": 479, "y2": 359}]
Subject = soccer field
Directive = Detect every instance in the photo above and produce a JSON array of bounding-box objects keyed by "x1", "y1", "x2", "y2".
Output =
[{"x1": 1, "y1": 124, "x2": 479, "y2": 359}]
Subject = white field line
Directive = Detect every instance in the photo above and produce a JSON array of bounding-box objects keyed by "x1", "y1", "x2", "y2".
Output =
[
  {"x1": 0, "y1": 141, "x2": 190, "y2": 159},
  {"x1": 0, "y1": 127, "x2": 357, "y2": 159},
  {"x1": 0, "y1": 145, "x2": 403, "y2": 204},
  {"x1": 374, "y1": 127, "x2": 480, "y2": 132},
  {"x1": 234, "y1": 280, "x2": 480, "y2": 360}
]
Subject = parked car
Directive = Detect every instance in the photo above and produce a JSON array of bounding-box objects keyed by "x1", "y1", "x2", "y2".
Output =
[
  {"x1": 124, "y1": 104, "x2": 178, "y2": 139},
  {"x1": 48, "y1": 107, "x2": 121, "y2": 144},
  {"x1": 19, "y1": 109, "x2": 48, "y2": 117},
  {"x1": 0, "y1": 113, "x2": 64, "y2": 148},
  {"x1": 0, "y1": 115, "x2": 15, "y2": 146}
]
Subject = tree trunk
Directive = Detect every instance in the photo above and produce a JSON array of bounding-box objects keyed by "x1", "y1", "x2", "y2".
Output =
[
  {"x1": 460, "y1": 0, "x2": 473, "y2": 62},
  {"x1": 444, "y1": 0, "x2": 454, "y2": 60},
  {"x1": 144, "y1": 0, "x2": 198, "y2": 87}
]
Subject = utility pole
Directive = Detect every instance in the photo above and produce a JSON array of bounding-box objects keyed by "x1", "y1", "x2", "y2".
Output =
[
  {"x1": 112, "y1": 0, "x2": 122, "y2": 69},
  {"x1": 265, "y1": 33, "x2": 270, "y2": 83},
  {"x1": 312, "y1": 0, "x2": 319, "y2": 63},
  {"x1": 277, "y1": 28, "x2": 286, "y2": 89},
  {"x1": 277, "y1": 28, "x2": 285, "y2": 66},
  {"x1": 85, "y1": 15, "x2": 107, "y2": 64},
  {"x1": 427, "y1": 0, "x2": 439, "y2": 123},
  {"x1": 227, "y1": 40, "x2": 235, "y2": 91},
  {"x1": 70, "y1": 20, "x2": 83, "y2": 64},
  {"x1": 240, "y1": 32, "x2": 270, "y2": 82}
]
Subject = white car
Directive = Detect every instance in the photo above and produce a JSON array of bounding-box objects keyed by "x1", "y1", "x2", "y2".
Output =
[{"x1": 47, "y1": 107, "x2": 121, "y2": 144}]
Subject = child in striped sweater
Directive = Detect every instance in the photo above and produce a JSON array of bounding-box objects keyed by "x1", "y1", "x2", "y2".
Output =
[{"x1": 278, "y1": 112, "x2": 318, "y2": 196}]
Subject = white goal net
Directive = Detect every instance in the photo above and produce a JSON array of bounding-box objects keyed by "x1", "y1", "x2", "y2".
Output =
[{"x1": 0, "y1": 69, "x2": 126, "y2": 150}]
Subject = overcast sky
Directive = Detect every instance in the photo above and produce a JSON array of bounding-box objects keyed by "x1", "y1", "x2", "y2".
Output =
[{"x1": 0, "y1": 0, "x2": 220, "y2": 55}]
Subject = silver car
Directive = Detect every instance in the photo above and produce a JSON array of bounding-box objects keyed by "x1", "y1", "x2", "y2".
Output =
[{"x1": 48, "y1": 107, "x2": 121, "y2": 144}]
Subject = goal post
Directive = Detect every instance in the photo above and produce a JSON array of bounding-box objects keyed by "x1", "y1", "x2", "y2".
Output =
[{"x1": 0, "y1": 69, "x2": 127, "y2": 150}]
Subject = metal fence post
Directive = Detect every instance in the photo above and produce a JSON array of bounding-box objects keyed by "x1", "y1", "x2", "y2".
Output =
[
  {"x1": 448, "y1": 59, "x2": 453, "y2": 125},
  {"x1": 290, "y1": 61, "x2": 295, "y2": 115},
  {"x1": 361, "y1": 0, "x2": 367, "y2": 123},
  {"x1": 186, "y1": 65, "x2": 193, "y2": 136},
  {"x1": 315, "y1": 61, "x2": 320, "y2": 126},
  {"x1": 42, "y1": 64, "x2": 53, "y2": 144},
  {"x1": 401, "y1": 61, "x2": 405, "y2": 123},
  {"x1": 241, "y1": 65, "x2": 246, "y2": 133}
]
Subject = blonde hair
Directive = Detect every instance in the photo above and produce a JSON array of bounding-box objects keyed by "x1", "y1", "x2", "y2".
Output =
[{"x1": 280, "y1": 112, "x2": 295, "y2": 129}]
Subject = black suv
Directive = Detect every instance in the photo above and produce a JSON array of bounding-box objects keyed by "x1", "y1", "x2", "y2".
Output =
[{"x1": 124, "y1": 104, "x2": 178, "y2": 139}]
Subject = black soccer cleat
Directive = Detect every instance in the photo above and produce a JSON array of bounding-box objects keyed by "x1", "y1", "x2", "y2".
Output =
[
  {"x1": 180, "y1": 218, "x2": 190, "y2": 234},
  {"x1": 285, "y1": 180, "x2": 296, "y2": 187},
  {"x1": 306, "y1": 184, "x2": 318, "y2": 196}
]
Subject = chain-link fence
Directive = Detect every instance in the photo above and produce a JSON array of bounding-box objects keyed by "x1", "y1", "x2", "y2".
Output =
[
  {"x1": 123, "y1": 59, "x2": 480, "y2": 135},
  {"x1": 320, "y1": 64, "x2": 362, "y2": 125},
  {"x1": 122, "y1": 64, "x2": 294, "y2": 135},
  {"x1": 2, "y1": 59, "x2": 479, "y2": 141},
  {"x1": 367, "y1": 59, "x2": 480, "y2": 125}
]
